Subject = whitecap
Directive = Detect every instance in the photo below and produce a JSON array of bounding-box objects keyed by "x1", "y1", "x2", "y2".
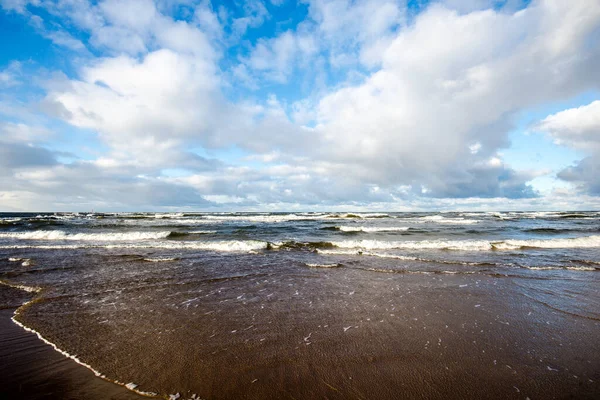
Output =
[
  {"x1": 0, "y1": 231, "x2": 172, "y2": 241},
  {"x1": 337, "y1": 226, "x2": 409, "y2": 233}
]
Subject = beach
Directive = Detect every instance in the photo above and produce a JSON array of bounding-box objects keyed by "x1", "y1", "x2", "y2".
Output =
[
  {"x1": 0, "y1": 284, "x2": 143, "y2": 399},
  {"x1": 1, "y1": 211, "x2": 600, "y2": 399}
]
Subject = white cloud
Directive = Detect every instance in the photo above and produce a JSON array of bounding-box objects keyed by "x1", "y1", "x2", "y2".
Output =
[
  {"x1": 307, "y1": 0, "x2": 600, "y2": 198},
  {"x1": 536, "y1": 100, "x2": 600, "y2": 151},
  {"x1": 1, "y1": 0, "x2": 600, "y2": 210},
  {"x1": 241, "y1": 30, "x2": 315, "y2": 83},
  {"x1": 44, "y1": 30, "x2": 87, "y2": 51},
  {"x1": 240, "y1": 0, "x2": 402, "y2": 83},
  {"x1": 0, "y1": 61, "x2": 21, "y2": 86},
  {"x1": 0, "y1": 0, "x2": 36, "y2": 13},
  {"x1": 536, "y1": 100, "x2": 600, "y2": 195},
  {"x1": 230, "y1": 0, "x2": 269, "y2": 37}
]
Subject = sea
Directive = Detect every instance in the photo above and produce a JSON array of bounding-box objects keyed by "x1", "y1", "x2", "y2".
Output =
[{"x1": 1, "y1": 211, "x2": 599, "y2": 399}]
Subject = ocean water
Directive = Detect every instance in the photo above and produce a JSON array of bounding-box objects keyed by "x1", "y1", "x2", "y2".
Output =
[{"x1": 1, "y1": 211, "x2": 600, "y2": 399}]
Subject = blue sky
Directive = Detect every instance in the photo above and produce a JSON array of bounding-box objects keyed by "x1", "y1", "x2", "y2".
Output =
[{"x1": 0, "y1": 0, "x2": 599, "y2": 211}]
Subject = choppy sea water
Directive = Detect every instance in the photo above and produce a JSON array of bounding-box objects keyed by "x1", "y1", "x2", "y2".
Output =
[{"x1": 1, "y1": 211, "x2": 600, "y2": 399}]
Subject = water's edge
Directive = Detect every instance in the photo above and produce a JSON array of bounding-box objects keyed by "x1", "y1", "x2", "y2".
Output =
[{"x1": 0, "y1": 280, "x2": 157, "y2": 399}]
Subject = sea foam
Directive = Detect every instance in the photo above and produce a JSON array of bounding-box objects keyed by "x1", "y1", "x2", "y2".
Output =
[
  {"x1": 0, "y1": 231, "x2": 171, "y2": 241},
  {"x1": 327, "y1": 235, "x2": 600, "y2": 251},
  {"x1": 0, "y1": 240, "x2": 268, "y2": 252},
  {"x1": 337, "y1": 226, "x2": 410, "y2": 233}
]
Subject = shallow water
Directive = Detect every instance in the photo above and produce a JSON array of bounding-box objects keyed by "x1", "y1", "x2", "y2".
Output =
[{"x1": 1, "y1": 211, "x2": 599, "y2": 399}]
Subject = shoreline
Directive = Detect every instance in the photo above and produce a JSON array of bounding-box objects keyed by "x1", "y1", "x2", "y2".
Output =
[
  {"x1": 0, "y1": 282, "x2": 150, "y2": 400},
  {"x1": 2, "y1": 266, "x2": 600, "y2": 399}
]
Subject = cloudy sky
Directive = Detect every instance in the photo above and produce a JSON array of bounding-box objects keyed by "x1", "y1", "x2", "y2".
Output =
[{"x1": 0, "y1": 0, "x2": 599, "y2": 211}]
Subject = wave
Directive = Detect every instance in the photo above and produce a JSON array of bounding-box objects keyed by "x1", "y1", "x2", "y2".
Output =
[
  {"x1": 166, "y1": 230, "x2": 216, "y2": 238},
  {"x1": 317, "y1": 248, "x2": 418, "y2": 259},
  {"x1": 330, "y1": 239, "x2": 492, "y2": 251},
  {"x1": 336, "y1": 226, "x2": 410, "y2": 233},
  {"x1": 198, "y1": 213, "x2": 393, "y2": 223},
  {"x1": 557, "y1": 213, "x2": 593, "y2": 219},
  {"x1": 571, "y1": 259, "x2": 600, "y2": 266},
  {"x1": 4, "y1": 283, "x2": 158, "y2": 397},
  {"x1": 0, "y1": 240, "x2": 268, "y2": 252},
  {"x1": 505, "y1": 212, "x2": 597, "y2": 220},
  {"x1": 491, "y1": 236, "x2": 600, "y2": 250},
  {"x1": 358, "y1": 213, "x2": 390, "y2": 218},
  {"x1": 202, "y1": 214, "x2": 332, "y2": 223},
  {"x1": 305, "y1": 263, "x2": 341, "y2": 268},
  {"x1": 356, "y1": 268, "x2": 477, "y2": 275},
  {"x1": 271, "y1": 241, "x2": 336, "y2": 251},
  {"x1": 565, "y1": 266, "x2": 597, "y2": 271},
  {"x1": 0, "y1": 231, "x2": 172, "y2": 241},
  {"x1": 523, "y1": 266, "x2": 597, "y2": 272},
  {"x1": 0, "y1": 279, "x2": 42, "y2": 293},
  {"x1": 524, "y1": 228, "x2": 573, "y2": 234},
  {"x1": 316, "y1": 249, "x2": 495, "y2": 267},
  {"x1": 324, "y1": 235, "x2": 600, "y2": 251},
  {"x1": 414, "y1": 215, "x2": 479, "y2": 224},
  {"x1": 142, "y1": 257, "x2": 179, "y2": 262}
]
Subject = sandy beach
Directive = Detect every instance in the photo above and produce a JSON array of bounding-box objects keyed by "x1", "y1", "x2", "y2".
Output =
[
  {"x1": 0, "y1": 284, "x2": 143, "y2": 400},
  {"x1": 2, "y1": 263, "x2": 600, "y2": 399}
]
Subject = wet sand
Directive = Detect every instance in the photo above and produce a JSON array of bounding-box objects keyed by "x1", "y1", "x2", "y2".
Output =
[
  {"x1": 0, "y1": 285, "x2": 143, "y2": 400},
  {"x1": 3, "y1": 262, "x2": 600, "y2": 400}
]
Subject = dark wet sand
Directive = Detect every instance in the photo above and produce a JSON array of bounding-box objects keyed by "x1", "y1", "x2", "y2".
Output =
[
  {"x1": 0, "y1": 286, "x2": 143, "y2": 400},
  {"x1": 2, "y1": 267, "x2": 600, "y2": 400}
]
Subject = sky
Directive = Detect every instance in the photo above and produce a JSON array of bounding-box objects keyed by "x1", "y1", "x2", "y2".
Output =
[{"x1": 0, "y1": 0, "x2": 599, "y2": 212}]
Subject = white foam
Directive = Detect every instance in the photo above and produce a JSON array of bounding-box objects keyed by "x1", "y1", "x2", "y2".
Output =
[
  {"x1": 331, "y1": 239, "x2": 493, "y2": 251},
  {"x1": 325, "y1": 235, "x2": 600, "y2": 252},
  {"x1": 0, "y1": 279, "x2": 41, "y2": 293},
  {"x1": 153, "y1": 213, "x2": 184, "y2": 219},
  {"x1": 360, "y1": 213, "x2": 390, "y2": 218},
  {"x1": 337, "y1": 226, "x2": 409, "y2": 233},
  {"x1": 305, "y1": 263, "x2": 340, "y2": 268},
  {"x1": 202, "y1": 214, "x2": 331, "y2": 223},
  {"x1": 0, "y1": 217, "x2": 22, "y2": 223},
  {"x1": 416, "y1": 215, "x2": 479, "y2": 224},
  {"x1": 0, "y1": 240, "x2": 268, "y2": 252},
  {"x1": 316, "y1": 248, "x2": 418, "y2": 259},
  {"x1": 492, "y1": 235, "x2": 600, "y2": 250},
  {"x1": 1, "y1": 281, "x2": 158, "y2": 398},
  {"x1": 143, "y1": 257, "x2": 178, "y2": 262},
  {"x1": 198, "y1": 213, "x2": 392, "y2": 222},
  {"x1": 565, "y1": 266, "x2": 597, "y2": 271},
  {"x1": 0, "y1": 231, "x2": 172, "y2": 241},
  {"x1": 525, "y1": 265, "x2": 597, "y2": 271}
]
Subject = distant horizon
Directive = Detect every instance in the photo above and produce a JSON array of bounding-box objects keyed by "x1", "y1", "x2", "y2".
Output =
[{"x1": 2, "y1": 209, "x2": 599, "y2": 213}]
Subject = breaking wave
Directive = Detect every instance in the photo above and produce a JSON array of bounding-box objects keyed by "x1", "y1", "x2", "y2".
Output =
[
  {"x1": 326, "y1": 235, "x2": 600, "y2": 251},
  {"x1": 335, "y1": 226, "x2": 410, "y2": 233},
  {"x1": 414, "y1": 215, "x2": 479, "y2": 224},
  {"x1": 0, "y1": 231, "x2": 172, "y2": 241},
  {"x1": 0, "y1": 240, "x2": 268, "y2": 252}
]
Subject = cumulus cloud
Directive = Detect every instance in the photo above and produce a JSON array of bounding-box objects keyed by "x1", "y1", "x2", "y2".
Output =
[
  {"x1": 536, "y1": 100, "x2": 600, "y2": 195},
  {"x1": 306, "y1": 0, "x2": 600, "y2": 198},
  {"x1": 240, "y1": 0, "x2": 402, "y2": 84},
  {"x1": 1, "y1": 0, "x2": 600, "y2": 210},
  {"x1": 536, "y1": 101, "x2": 600, "y2": 151}
]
